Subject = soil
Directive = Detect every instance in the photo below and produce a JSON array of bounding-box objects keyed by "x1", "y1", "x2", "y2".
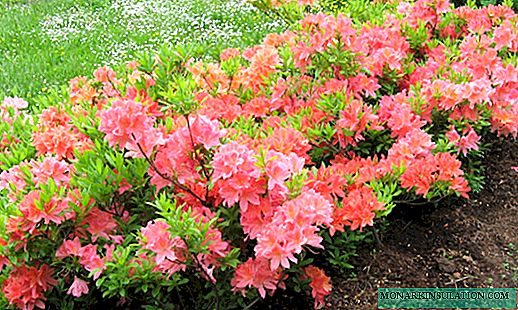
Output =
[{"x1": 328, "y1": 138, "x2": 518, "y2": 309}]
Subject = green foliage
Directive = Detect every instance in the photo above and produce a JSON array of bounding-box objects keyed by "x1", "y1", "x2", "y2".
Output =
[
  {"x1": 322, "y1": 229, "x2": 373, "y2": 269},
  {"x1": 452, "y1": 0, "x2": 518, "y2": 11},
  {"x1": 317, "y1": 0, "x2": 397, "y2": 23}
]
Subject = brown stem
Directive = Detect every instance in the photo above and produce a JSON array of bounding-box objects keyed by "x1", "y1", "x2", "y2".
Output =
[
  {"x1": 185, "y1": 115, "x2": 211, "y2": 183},
  {"x1": 131, "y1": 133, "x2": 208, "y2": 207},
  {"x1": 183, "y1": 238, "x2": 221, "y2": 310},
  {"x1": 185, "y1": 115, "x2": 213, "y2": 203}
]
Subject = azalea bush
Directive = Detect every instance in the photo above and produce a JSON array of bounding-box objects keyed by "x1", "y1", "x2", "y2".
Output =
[{"x1": 1, "y1": 0, "x2": 517, "y2": 309}]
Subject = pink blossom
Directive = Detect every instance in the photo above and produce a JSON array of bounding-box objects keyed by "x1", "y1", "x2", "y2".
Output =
[
  {"x1": 31, "y1": 157, "x2": 71, "y2": 187},
  {"x1": 81, "y1": 208, "x2": 118, "y2": 242},
  {"x1": 212, "y1": 142, "x2": 264, "y2": 209},
  {"x1": 304, "y1": 266, "x2": 332, "y2": 309},
  {"x1": 67, "y1": 277, "x2": 89, "y2": 297},
  {"x1": 79, "y1": 244, "x2": 105, "y2": 280},
  {"x1": 255, "y1": 190, "x2": 334, "y2": 270},
  {"x1": 333, "y1": 186, "x2": 385, "y2": 232},
  {"x1": 93, "y1": 66, "x2": 117, "y2": 83},
  {"x1": 2, "y1": 264, "x2": 56, "y2": 310},
  {"x1": 56, "y1": 237, "x2": 82, "y2": 259},
  {"x1": 141, "y1": 221, "x2": 186, "y2": 266},
  {"x1": 446, "y1": 126, "x2": 461, "y2": 144},
  {"x1": 98, "y1": 99, "x2": 156, "y2": 150},
  {"x1": 231, "y1": 258, "x2": 285, "y2": 298},
  {"x1": 457, "y1": 128, "x2": 480, "y2": 156}
]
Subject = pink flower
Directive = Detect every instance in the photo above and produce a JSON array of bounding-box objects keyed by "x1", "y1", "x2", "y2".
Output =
[
  {"x1": 148, "y1": 115, "x2": 225, "y2": 189},
  {"x1": 2, "y1": 264, "x2": 57, "y2": 310},
  {"x1": 15, "y1": 191, "x2": 69, "y2": 234},
  {"x1": 332, "y1": 186, "x2": 385, "y2": 232},
  {"x1": 56, "y1": 237, "x2": 82, "y2": 259},
  {"x1": 400, "y1": 157, "x2": 437, "y2": 196},
  {"x1": 336, "y1": 99, "x2": 380, "y2": 146},
  {"x1": 450, "y1": 176, "x2": 470, "y2": 199},
  {"x1": 379, "y1": 94, "x2": 425, "y2": 138},
  {"x1": 493, "y1": 20, "x2": 517, "y2": 51},
  {"x1": 457, "y1": 128, "x2": 480, "y2": 156},
  {"x1": 187, "y1": 115, "x2": 227, "y2": 149},
  {"x1": 78, "y1": 244, "x2": 105, "y2": 280},
  {"x1": 93, "y1": 66, "x2": 117, "y2": 83},
  {"x1": 0, "y1": 164, "x2": 28, "y2": 201},
  {"x1": 98, "y1": 99, "x2": 156, "y2": 150},
  {"x1": 255, "y1": 230, "x2": 299, "y2": 270},
  {"x1": 264, "y1": 151, "x2": 292, "y2": 191},
  {"x1": 211, "y1": 143, "x2": 253, "y2": 175},
  {"x1": 32, "y1": 108, "x2": 93, "y2": 159},
  {"x1": 446, "y1": 126, "x2": 461, "y2": 144},
  {"x1": 303, "y1": 266, "x2": 332, "y2": 309},
  {"x1": 81, "y1": 208, "x2": 118, "y2": 242},
  {"x1": 231, "y1": 258, "x2": 285, "y2": 298},
  {"x1": 31, "y1": 157, "x2": 71, "y2": 187},
  {"x1": 435, "y1": 152, "x2": 464, "y2": 181},
  {"x1": 255, "y1": 190, "x2": 334, "y2": 270},
  {"x1": 220, "y1": 48, "x2": 240, "y2": 61},
  {"x1": 262, "y1": 127, "x2": 312, "y2": 162},
  {"x1": 141, "y1": 221, "x2": 186, "y2": 266},
  {"x1": 490, "y1": 105, "x2": 518, "y2": 138},
  {"x1": 67, "y1": 277, "x2": 89, "y2": 297},
  {"x1": 212, "y1": 142, "x2": 264, "y2": 209}
]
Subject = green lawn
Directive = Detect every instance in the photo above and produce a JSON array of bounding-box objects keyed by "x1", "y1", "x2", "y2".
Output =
[{"x1": 0, "y1": 0, "x2": 284, "y2": 99}]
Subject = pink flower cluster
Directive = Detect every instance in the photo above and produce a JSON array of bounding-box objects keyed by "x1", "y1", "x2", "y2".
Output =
[
  {"x1": 332, "y1": 186, "x2": 385, "y2": 232},
  {"x1": 98, "y1": 98, "x2": 162, "y2": 157},
  {"x1": 150, "y1": 115, "x2": 226, "y2": 189},
  {"x1": 140, "y1": 221, "x2": 187, "y2": 274},
  {"x1": 56, "y1": 237, "x2": 110, "y2": 280},
  {"x1": 212, "y1": 141, "x2": 263, "y2": 209},
  {"x1": 2, "y1": 264, "x2": 56, "y2": 310},
  {"x1": 303, "y1": 266, "x2": 332, "y2": 309},
  {"x1": 32, "y1": 107, "x2": 92, "y2": 159},
  {"x1": 231, "y1": 258, "x2": 285, "y2": 298},
  {"x1": 7, "y1": 190, "x2": 70, "y2": 236},
  {"x1": 255, "y1": 190, "x2": 333, "y2": 270}
]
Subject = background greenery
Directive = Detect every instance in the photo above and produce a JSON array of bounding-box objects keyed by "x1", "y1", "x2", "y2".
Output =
[{"x1": 0, "y1": 0, "x2": 284, "y2": 99}]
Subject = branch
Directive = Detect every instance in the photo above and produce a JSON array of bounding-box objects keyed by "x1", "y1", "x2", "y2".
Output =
[
  {"x1": 185, "y1": 115, "x2": 211, "y2": 182},
  {"x1": 131, "y1": 134, "x2": 208, "y2": 207},
  {"x1": 183, "y1": 239, "x2": 221, "y2": 310}
]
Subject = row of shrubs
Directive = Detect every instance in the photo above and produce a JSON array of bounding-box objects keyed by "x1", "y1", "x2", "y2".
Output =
[{"x1": 1, "y1": 0, "x2": 517, "y2": 309}]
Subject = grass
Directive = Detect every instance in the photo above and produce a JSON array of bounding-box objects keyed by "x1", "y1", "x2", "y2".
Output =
[{"x1": 0, "y1": 0, "x2": 284, "y2": 100}]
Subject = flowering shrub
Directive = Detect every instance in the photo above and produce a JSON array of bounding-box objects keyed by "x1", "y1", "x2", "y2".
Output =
[{"x1": 1, "y1": 0, "x2": 517, "y2": 309}]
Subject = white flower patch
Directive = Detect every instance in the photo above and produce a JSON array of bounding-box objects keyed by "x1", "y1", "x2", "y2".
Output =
[
  {"x1": 0, "y1": 0, "x2": 286, "y2": 96},
  {"x1": 39, "y1": 0, "x2": 284, "y2": 59},
  {"x1": 40, "y1": 6, "x2": 101, "y2": 42}
]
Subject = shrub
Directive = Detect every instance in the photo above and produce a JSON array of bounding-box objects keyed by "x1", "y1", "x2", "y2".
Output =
[{"x1": 0, "y1": 0, "x2": 517, "y2": 309}]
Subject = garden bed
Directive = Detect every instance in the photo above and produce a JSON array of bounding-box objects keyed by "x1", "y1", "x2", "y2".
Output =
[{"x1": 1, "y1": 1, "x2": 517, "y2": 309}]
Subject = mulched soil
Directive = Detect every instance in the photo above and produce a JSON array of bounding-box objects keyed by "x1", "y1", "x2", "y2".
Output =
[{"x1": 328, "y1": 138, "x2": 518, "y2": 309}]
